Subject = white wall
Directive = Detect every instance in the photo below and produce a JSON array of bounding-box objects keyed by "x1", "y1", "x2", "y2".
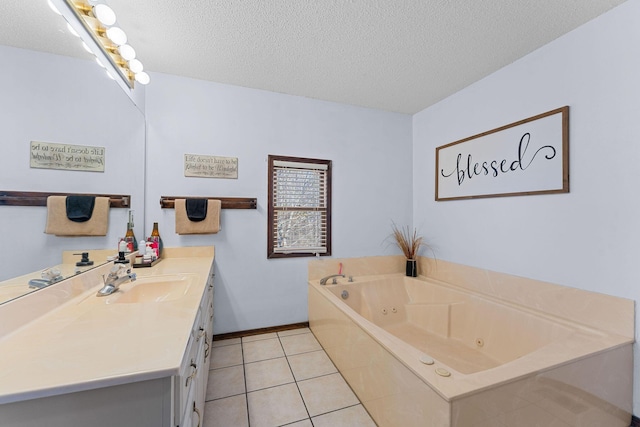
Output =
[
  {"x1": 145, "y1": 73, "x2": 412, "y2": 334},
  {"x1": 0, "y1": 46, "x2": 146, "y2": 281},
  {"x1": 413, "y1": 0, "x2": 640, "y2": 415}
]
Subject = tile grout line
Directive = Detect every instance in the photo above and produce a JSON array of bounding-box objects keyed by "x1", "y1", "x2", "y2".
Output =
[
  {"x1": 278, "y1": 332, "x2": 315, "y2": 426},
  {"x1": 241, "y1": 339, "x2": 251, "y2": 427},
  {"x1": 209, "y1": 330, "x2": 376, "y2": 427}
]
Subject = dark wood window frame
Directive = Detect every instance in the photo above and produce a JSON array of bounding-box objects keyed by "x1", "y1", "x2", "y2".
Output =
[{"x1": 267, "y1": 155, "x2": 332, "y2": 259}]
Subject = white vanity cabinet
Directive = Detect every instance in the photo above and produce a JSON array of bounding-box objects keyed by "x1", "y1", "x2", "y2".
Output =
[
  {"x1": 177, "y1": 271, "x2": 214, "y2": 427},
  {"x1": 0, "y1": 249, "x2": 216, "y2": 427}
]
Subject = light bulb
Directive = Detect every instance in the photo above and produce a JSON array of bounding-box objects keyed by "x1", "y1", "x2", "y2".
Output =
[
  {"x1": 106, "y1": 27, "x2": 127, "y2": 45},
  {"x1": 93, "y1": 4, "x2": 116, "y2": 26},
  {"x1": 66, "y1": 23, "x2": 79, "y2": 38},
  {"x1": 135, "y1": 72, "x2": 150, "y2": 85},
  {"x1": 47, "y1": 0, "x2": 61, "y2": 15},
  {"x1": 119, "y1": 44, "x2": 136, "y2": 60},
  {"x1": 106, "y1": 70, "x2": 115, "y2": 80},
  {"x1": 95, "y1": 57, "x2": 106, "y2": 68},
  {"x1": 129, "y1": 59, "x2": 143, "y2": 73}
]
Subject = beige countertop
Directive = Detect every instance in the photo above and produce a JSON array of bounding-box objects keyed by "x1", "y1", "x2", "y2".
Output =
[{"x1": 0, "y1": 246, "x2": 214, "y2": 405}]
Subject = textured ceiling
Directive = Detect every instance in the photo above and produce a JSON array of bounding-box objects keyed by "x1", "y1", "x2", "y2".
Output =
[{"x1": 0, "y1": 0, "x2": 628, "y2": 114}]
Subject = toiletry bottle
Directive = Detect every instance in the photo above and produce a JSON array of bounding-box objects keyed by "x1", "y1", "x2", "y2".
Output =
[
  {"x1": 149, "y1": 222, "x2": 163, "y2": 258},
  {"x1": 145, "y1": 242, "x2": 154, "y2": 261},
  {"x1": 125, "y1": 210, "x2": 138, "y2": 251}
]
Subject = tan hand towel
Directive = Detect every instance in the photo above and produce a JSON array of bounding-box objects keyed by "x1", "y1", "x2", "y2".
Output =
[
  {"x1": 45, "y1": 196, "x2": 109, "y2": 236},
  {"x1": 175, "y1": 199, "x2": 221, "y2": 235}
]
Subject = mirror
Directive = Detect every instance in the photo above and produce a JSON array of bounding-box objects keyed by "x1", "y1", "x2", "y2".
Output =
[{"x1": 0, "y1": 3, "x2": 146, "y2": 304}]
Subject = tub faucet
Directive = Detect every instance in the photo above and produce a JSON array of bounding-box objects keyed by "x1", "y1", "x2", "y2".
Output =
[
  {"x1": 96, "y1": 264, "x2": 136, "y2": 297},
  {"x1": 320, "y1": 274, "x2": 345, "y2": 285}
]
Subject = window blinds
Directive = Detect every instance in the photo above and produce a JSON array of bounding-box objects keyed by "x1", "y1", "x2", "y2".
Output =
[{"x1": 271, "y1": 161, "x2": 328, "y2": 254}]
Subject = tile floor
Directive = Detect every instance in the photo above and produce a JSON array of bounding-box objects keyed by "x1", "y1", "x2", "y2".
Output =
[{"x1": 203, "y1": 327, "x2": 378, "y2": 427}]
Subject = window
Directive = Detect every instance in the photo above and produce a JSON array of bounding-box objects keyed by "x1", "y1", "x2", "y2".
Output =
[{"x1": 268, "y1": 155, "x2": 332, "y2": 258}]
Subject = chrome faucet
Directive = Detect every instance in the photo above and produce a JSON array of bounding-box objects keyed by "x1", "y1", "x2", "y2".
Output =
[
  {"x1": 28, "y1": 267, "x2": 63, "y2": 289},
  {"x1": 96, "y1": 264, "x2": 136, "y2": 297},
  {"x1": 319, "y1": 274, "x2": 345, "y2": 285}
]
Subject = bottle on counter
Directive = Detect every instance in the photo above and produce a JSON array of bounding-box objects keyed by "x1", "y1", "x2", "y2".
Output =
[
  {"x1": 124, "y1": 210, "x2": 138, "y2": 252},
  {"x1": 148, "y1": 222, "x2": 163, "y2": 259}
]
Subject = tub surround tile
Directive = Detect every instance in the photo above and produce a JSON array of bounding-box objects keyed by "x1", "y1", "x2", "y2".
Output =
[
  {"x1": 280, "y1": 332, "x2": 323, "y2": 355},
  {"x1": 311, "y1": 404, "x2": 377, "y2": 427},
  {"x1": 203, "y1": 394, "x2": 248, "y2": 427},
  {"x1": 298, "y1": 372, "x2": 360, "y2": 417},
  {"x1": 287, "y1": 350, "x2": 337, "y2": 381},
  {"x1": 210, "y1": 344, "x2": 243, "y2": 369},
  {"x1": 247, "y1": 383, "x2": 309, "y2": 427},
  {"x1": 244, "y1": 357, "x2": 295, "y2": 392},
  {"x1": 206, "y1": 365, "x2": 245, "y2": 401},
  {"x1": 417, "y1": 256, "x2": 634, "y2": 338},
  {"x1": 242, "y1": 337, "x2": 285, "y2": 363},
  {"x1": 308, "y1": 255, "x2": 405, "y2": 281}
]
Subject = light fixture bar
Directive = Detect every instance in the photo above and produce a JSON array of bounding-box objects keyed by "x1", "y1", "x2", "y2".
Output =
[{"x1": 49, "y1": 0, "x2": 149, "y2": 91}]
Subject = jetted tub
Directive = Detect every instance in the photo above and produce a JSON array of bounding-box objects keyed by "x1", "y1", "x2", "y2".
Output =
[{"x1": 308, "y1": 272, "x2": 633, "y2": 427}]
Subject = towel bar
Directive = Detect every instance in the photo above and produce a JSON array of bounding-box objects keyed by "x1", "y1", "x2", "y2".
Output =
[
  {"x1": 0, "y1": 191, "x2": 130, "y2": 208},
  {"x1": 160, "y1": 196, "x2": 257, "y2": 210}
]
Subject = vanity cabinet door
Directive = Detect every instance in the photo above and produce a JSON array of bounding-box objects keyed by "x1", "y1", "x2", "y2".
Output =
[
  {"x1": 175, "y1": 306, "x2": 202, "y2": 425},
  {"x1": 181, "y1": 318, "x2": 207, "y2": 426},
  {"x1": 175, "y1": 268, "x2": 214, "y2": 427}
]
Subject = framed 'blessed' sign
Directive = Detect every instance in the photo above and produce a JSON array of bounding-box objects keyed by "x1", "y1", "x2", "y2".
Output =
[{"x1": 435, "y1": 106, "x2": 569, "y2": 201}]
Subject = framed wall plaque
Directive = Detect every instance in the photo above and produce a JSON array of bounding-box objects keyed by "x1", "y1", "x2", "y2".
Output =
[{"x1": 435, "y1": 106, "x2": 569, "y2": 201}]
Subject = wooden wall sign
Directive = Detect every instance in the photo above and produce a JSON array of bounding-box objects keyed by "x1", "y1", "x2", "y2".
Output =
[
  {"x1": 436, "y1": 106, "x2": 569, "y2": 201},
  {"x1": 30, "y1": 141, "x2": 105, "y2": 172},
  {"x1": 184, "y1": 154, "x2": 238, "y2": 179}
]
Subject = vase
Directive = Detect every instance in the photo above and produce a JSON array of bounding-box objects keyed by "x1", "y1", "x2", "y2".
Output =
[{"x1": 406, "y1": 259, "x2": 417, "y2": 277}]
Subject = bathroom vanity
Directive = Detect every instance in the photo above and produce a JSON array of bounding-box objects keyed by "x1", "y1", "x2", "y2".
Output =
[{"x1": 0, "y1": 246, "x2": 215, "y2": 427}]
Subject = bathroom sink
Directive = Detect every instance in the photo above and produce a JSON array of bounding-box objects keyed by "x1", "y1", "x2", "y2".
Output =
[{"x1": 106, "y1": 274, "x2": 194, "y2": 304}]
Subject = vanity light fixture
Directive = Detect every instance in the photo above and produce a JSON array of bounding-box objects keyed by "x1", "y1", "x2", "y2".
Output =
[{"x1": 49, "y1": 0, "x2": 150, "y2": 89}]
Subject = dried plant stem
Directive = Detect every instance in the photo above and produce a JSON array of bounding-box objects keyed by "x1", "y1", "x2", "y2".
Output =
[{"x1": 391, "y1": 223, "x2": 425, "y2": 260}]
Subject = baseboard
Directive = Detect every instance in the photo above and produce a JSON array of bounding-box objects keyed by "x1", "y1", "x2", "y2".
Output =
[
  {"x1": 213, "y1": 322, "x2": 310, "y2": 341},
  {"x1": 630, "y1": 415, "x2": 640, "y2": 427}
]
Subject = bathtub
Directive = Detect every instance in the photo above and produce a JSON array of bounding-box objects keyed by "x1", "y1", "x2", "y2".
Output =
[{"x1": 308, "y1": 272, "x2": 633, "y2": 427}]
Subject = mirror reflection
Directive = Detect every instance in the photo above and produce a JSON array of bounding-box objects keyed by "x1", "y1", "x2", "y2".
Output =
[{"x1": 0, "y1": 3, "x2": 146, "y2": 304}]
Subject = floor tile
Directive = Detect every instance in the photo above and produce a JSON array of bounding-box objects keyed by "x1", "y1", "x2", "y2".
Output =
[
  {"x1": 245, "y1": 357, "x2": 295, "y2": 392},
  {"x1": 312, "y1": 404, "x2": 377, "y2": 427},
  {"x1": 206, "y1": 365, "x2": 245, "y2": 401},
  {"x1": 210, "y1": 343, "x2": 243, "y2": 369},
  {"x1": 247, "y1": 383, "x2": 309, "y2": 427},
  {"x1": 284, "y1": 419, "x2": 313, "y2": 427},
  {"x1": 242, "y1": 337, "x2": 285, "y2": 363},
  {"x1": 203, "y1": 394, "x2": 248, "y2": 427},
  {"x1": 298, "y1": 373, "x2": 360, "y2": 417},
  {"x1": 211, "y1": 337, "x2": 241, "y2": 348},
  {"x1": 280, "y1": 332, "x2": 322, "y2": 356},
  {"x1": 287, "y1": 349, "x2": 337, "y2": 381},
  {"x1": 277, "y1": 327, "x2": 311, "y2": 337},
  {"x1": 242, "y1": 332, "x2": 278, "y2": 342}
]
